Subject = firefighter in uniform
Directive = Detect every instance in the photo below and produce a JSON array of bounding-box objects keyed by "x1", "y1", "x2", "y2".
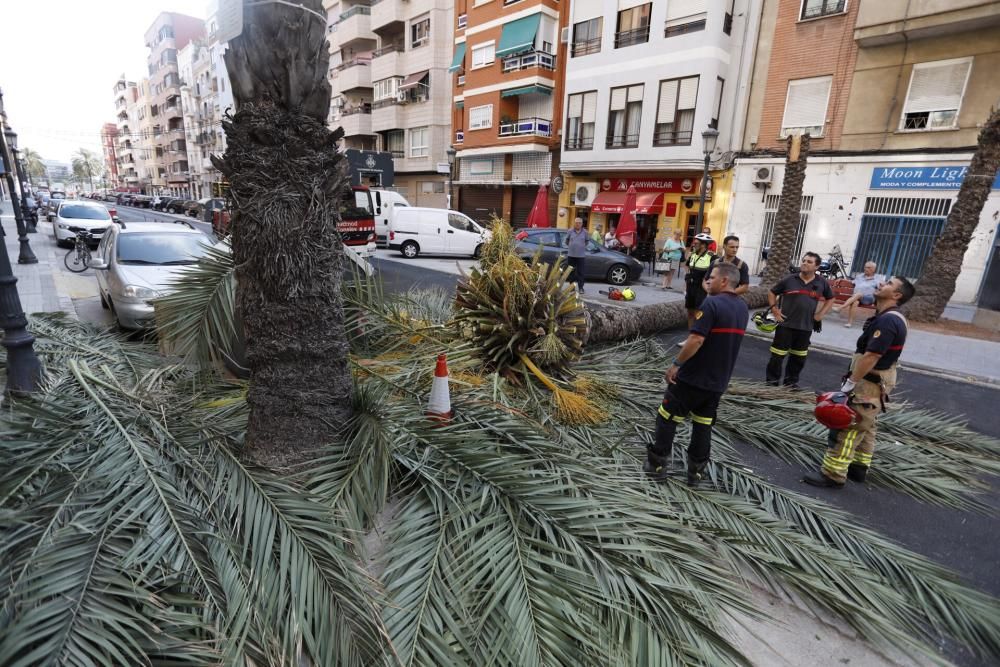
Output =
[
  {"x1": 804, "y1": 276, "x2": 916, "y2": 488},
  {"x1": 684, "y1": 233, "x2": 715, "y2": 331},
  {"x1": 645, "y1": 262, "x2": 749, "y2": 486},
  {"x1": 766, "y1": 252, "x2": 834, "y2": 387}
]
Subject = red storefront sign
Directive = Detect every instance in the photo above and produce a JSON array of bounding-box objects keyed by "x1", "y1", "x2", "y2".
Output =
[{"x1": 599, "y1": 177, "x2": 702, "y2": 193}]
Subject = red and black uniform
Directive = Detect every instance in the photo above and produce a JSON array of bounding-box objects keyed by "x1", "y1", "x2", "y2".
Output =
[
  {"x1": 649, "y1": 292, "x2": 749, "y2": 473},
  {"x1": 766, "y1": 273, "x2": 833, "y2": 386}
]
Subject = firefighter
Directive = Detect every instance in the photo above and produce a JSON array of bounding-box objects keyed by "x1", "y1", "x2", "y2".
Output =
[
  {"x1": 684, "y1": 233, "x2": 716, "y2": 331},
  {"x1": 645, "y1": 262, "x2": 749, "y2": 486},
  {"x1": 765, "y1": 252, "x2": 835, "y2": 387},
  {"x1": 804, "y1": 276, "x2": 916, "y2": 488}
]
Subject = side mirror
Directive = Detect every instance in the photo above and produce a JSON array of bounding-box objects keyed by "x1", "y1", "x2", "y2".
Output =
[
  {"x1": 89, "y1": 258, "x2": 109, "y2": 270},
  {"x1": 113, "y1": 216, "x2": 121, "y2": 223}
]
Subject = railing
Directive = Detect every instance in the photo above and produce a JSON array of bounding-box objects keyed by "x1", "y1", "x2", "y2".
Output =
[
  {"x1": 801, "y1": 0, "x2": 846, "y2": 20},
  {"x1": 457, "y1": 74, "x2": 466, "y2": 86},
  {"x1": 664, "y1": 18, "x2": 706, "y2": 38},
  {"x1": 373, "y1": 42, "x2": 403, "y2": 57},
  {"x1": 372, "y1": 98, "x2": 400, "y2": 110},
  {"x1": 502, "y1": 0, "x2": 523, "y2": 5},
  {"x1": 341, "y1": 104, "x2": 373, "y2": 115},
  {"x1": 336, "y1": 57, "x2": 372, "y2": 71},
  {"x1": 653, "y1": 129, "x2": 693, "y2": 146},
  {"x1": 499, "y1": 117, "x2": 552, "y2": 138},
  {"x1": 501, "y1": 51, "x2": 555, "y2": 72},
  {"x1": 388, "y1": 150, "x2": 405, "y2": 159},
  {"x1": 340, "y1": 5, "x2": 371, "y2": 20},
  {"x1": 457, "y1": 14, "x2": 467, "y2": 29},
  {"x1": 455, "y1": 130, "x2": 464, "y2": 143},
  {"x1": 565, "y1": 136, "x2": 594, "y2": 151},
  {"x1": 614, "y1": 26, "x2": 650, "y2": 48},
  {"x1": 605, "y1": 133, "x2": 639, "y2": 148},
  {"x1": 571, "y1": 38, "x2": 601, "y2": 57}
]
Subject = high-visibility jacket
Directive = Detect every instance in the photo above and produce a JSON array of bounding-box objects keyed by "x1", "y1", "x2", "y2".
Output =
[{"x1": 687, "y1": 250, "x2": 714, "y2": 271}]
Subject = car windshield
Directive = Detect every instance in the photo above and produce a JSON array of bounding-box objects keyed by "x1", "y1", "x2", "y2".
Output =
[
  {"x1": 117, "y1": 233, "x2": 208, "y2": 265},
  {"x1": 60, "y1": 204, "x2": 110, "y2": 220}
]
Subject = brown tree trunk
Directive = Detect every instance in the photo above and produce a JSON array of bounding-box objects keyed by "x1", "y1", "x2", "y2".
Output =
[
  {"x1": 904, "y1": 108, "x2": 1000, "y2": 322},
  {"x1": 761, "y1": 134, "x2": 810, "y2": 287},
  {"x1": 215, "y1": 0, "x2": 354, "y2": 467}
]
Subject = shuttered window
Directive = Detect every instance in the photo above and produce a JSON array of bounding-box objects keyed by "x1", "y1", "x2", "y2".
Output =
[
  {"x1": 780, "y1": 75, "x2": 831, "y2": 138},
  {"x1": 655, "y1": 75, "x2": 698, "y2": 146},
  {"x1": 900, "y1": 58, "x2": 972, "y2": 131},
  {"x1": 665, "y1": 0, "x2": 707, "y2": 28},
  {"x1": 471, "y1": 42, "x2": 495, "y2": 68},
  {"x1": 606, "y1": 85, "x2": 642, "y2": 148},
  {"x1": 469, "y1": 104, "x2": 493, "y2": 130}
]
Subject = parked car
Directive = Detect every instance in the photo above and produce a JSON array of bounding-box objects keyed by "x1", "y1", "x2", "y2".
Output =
[
  {"x1": 197, "y1": 197, "x2": 226, "y2": 222},
  {"x1": 185, "y1": 199, "x2": 205, "y2": 218},
  {"x1": 52, "y1": 201, "x2": 115, "y2": 248},
  {"x1": 46, "y1": 193, "x2": 66, "y2": 220},
  {"x1": 167, "y1": 199, "x2": 196, "y2": 214},
  {"x1": 388, "y1": 208, "x2": 490, "y2": 259},
  {"x1": 91, "y1": 221, "x2": 210, "y2": 330},
  {"x1": 132, "y1": 195, "x2": 153, "y2": 208},
  {"x1": 151, "y1": 195, "x2": 169, "y2": 210},
  {"x1": 514, "y1": 228, "x2": 644, "y2": 286}
]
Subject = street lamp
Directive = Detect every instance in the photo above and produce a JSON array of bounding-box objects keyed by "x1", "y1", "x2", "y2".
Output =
[
  {"x1": 1, "y1": 125, "x2": 38, "y2": 264},
  {"x1": 696, "y1": 127, "x2": 719, "y2": 238},
  {"x1": 446, "y1": 147, "x2": 456, "y2": 210},
  {"x1": 11, "y1": 147, "x2": 37, "y2": 233}
]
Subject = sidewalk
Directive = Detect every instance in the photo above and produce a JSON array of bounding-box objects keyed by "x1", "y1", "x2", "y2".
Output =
[{"x1": 1, "y1": 200, "x2": 75, "y2": 317}]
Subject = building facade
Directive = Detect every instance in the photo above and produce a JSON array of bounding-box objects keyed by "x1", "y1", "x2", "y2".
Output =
[
  {"x1": 144, "y1": 12, "x2": 206, "y2": 196},
  {"x1": 450, "y1": 0, "x2": 568, "y2": 225},
  {"x1": 112, "y1": 77, "x2": 144, "y2": 191},
  {"x1": 555, "y1": 0, "x2": 758, "y2": 260},
  {"x1": 728, "y1": 0, "x2": 1000, "y2": 312},
  {"x1": 100, "y1": 122, "x2": 119, "y2": 190}
]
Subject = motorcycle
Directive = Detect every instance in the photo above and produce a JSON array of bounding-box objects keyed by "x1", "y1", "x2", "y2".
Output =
[{"x1": 787, "y1": 245, "x2": 848, "y2": 281}]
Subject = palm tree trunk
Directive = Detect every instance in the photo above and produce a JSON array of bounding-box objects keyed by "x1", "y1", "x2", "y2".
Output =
[
  {"x1": 904, "y1": 108, "x2": 1000, "y2": 322},
  {"x1": 761, "y1": 133, "x2": 810, "y2": 286},
  {"x1": 215, "y1": 0, "x2": 353, "y2": 467}
]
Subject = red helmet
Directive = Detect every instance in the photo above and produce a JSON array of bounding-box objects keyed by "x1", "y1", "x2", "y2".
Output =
[{"x1": 815, "y1": 392, "x2": 859, "y2": 430}]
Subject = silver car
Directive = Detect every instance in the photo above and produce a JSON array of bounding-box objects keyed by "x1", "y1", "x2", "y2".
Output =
[
  {"x1": 91, "y1": 221, "x2": 209, "y2": 330},
  {"x1": 52, "y1": 201, "x2": 114, "y2": 247}
]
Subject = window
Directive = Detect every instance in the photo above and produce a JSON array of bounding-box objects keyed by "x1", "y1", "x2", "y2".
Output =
[
  {"x1": 654, "y1": 76, "x2": 698, "y2": 146},
  {"x1": 615, "y1": 3, "x2": 651, "y2": 48},
  {"x1": 710, "y1": 77, "x2": 724, "y2": 129},
  {"x1": 572, "y1": 18, "x2": 602, "y2": 57},
  {"x1": 374, "y1": 77, "x2": 402, "y2": 101},
  {"x1": 900, "y1": 58, "x2": 971, "y2": 131},
  {"x1": 448, "y1": 213, "x2": 476, "y2": 231},
  {"x1": 410, "y1": 127, "x2": 429, "y2": 157},
  {"x1": 665, "y1": 0, "x2": 707, "y2": 37},
  {"x1": 469, "y1": 104, "x2": 493, "y2": 130},
  {"x1": 800, "y1": 0, "x2": 847, "y2": 21},
  {"x1": 386, "y1": 130, "x2": 405, "y2": 158},
  {"x1": 471, "y1": 42, "x2": 495, "y2": 68},
  {"x1": 411, "y1": 16, "x2": 430, "y2": 48},
  {"x1": 606, "y1": 84, "x2": 643, "y2": 148},
  {"x1": 780, "y1": 75, "x2": 831, "y2": 138},
  {"x1": 422, "y1": 181, "x2": 446, "y2": 194},
  {"x1": 565, "y1": 91, "x2": 597, "y2": 150}
]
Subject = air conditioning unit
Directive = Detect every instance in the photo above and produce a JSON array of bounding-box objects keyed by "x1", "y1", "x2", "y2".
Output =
[
  {"x1": 396, "y1": 91, "x2": 407, "y2": 103},
  {"x1": 573, "y1": 182, "x2": 598, "y2": 207},
  {"x1": 560, "y1": 27, "x2": 570, "y2": 43},
  {"x1": 752, "y1": 166, "x2": 773, "y2": 187}
]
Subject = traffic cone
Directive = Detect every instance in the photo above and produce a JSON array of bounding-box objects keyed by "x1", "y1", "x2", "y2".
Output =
[{"x1": 427, "y1": 353, "x2": 453, "y2": 422}]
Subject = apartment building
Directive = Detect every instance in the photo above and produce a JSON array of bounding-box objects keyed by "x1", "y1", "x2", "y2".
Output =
[
  {"x1": 557, "y1": 0, "x2": 758, "y2": 254},
  {"x1": 323, "y1": 0, "x2": 453, "y2": 205},
  {"x1": 100, "y1": 123, "x2": 119, "y2": 189},
  {"x1": 143, "y1": 12, "x2": 205, "y2": 196},
  {"x1": 728, "y1": 0, "x2": 1000, "y2": 312},
  {"x1": 450, "y1": 0, "x2": 568, "y2": 225},
  {"x1": 133, "y1": 78, "x2": 157, "y2": 193},
  {"x1": 112, "y1": 77, "x2": 145, "y2": 191}
]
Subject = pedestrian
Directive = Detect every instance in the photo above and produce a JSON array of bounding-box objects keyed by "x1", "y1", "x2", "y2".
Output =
[
  {"x1": 702, "y1": 226, "x2": 718, "y2": 253},
  {"x1": 804, "y1": 277, "x2": 915, "y2": 488},
  {"x1": 709, "y1": 235, "x2": 750, "y2": 296},
  {"x1": 590, "y1": 223, "x2": 603, "y2": 246},
  {"x1": 566, "y1": 216, "x2": 589, "y2": 294},
  {"x1": 833, "y1": 261, "x2": 883, "y2": 328},
  {"x1": 645, "y1": 262, "x2": 749, "y2": 486},
  {"x1": 765, "y1": 252, "x2": 835, "y2": 387},
  {"x1": 659, "y1": 230, "x2": 684, "y2": 290},
  {"x1": 604, "y1": 225, "x2": 621, "y2": 250},
  {"x1": 683, "y1": 233, "x2": 715, "y2": 333}
]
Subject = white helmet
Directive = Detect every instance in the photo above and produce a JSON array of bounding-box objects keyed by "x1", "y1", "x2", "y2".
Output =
[{"x1": 694, "y1": 233, "x2": 713, "y2": 244}]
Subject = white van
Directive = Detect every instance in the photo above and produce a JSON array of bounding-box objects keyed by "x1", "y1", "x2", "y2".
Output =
[
  {"x1": 371, "y1": 189, "x2": 410, "y2": 247},
  {"x1": 388, "y1": 208, "x2": 491, "y2": 258}
]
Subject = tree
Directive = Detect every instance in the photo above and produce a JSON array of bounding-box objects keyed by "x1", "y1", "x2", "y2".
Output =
[
  {"x1": 20, "y1": 148, "x2": 46, "y2": 183},
  {"x1": 905, "y1": 108, "x2": 1000, "y2": 321},
  {"x1": 761, "y1": 133, "x2": 810, "y2": 285},
  {"x1": 214, "y1": 0, "x2": 354, "y2": 467},
  {"x1": 70, "y1": 148, "x2": 102, "y2": 191}
]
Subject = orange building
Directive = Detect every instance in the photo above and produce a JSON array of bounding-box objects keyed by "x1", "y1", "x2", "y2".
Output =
[{"x1": 450, "y1": 0, "x2": 568, "y2": 225}]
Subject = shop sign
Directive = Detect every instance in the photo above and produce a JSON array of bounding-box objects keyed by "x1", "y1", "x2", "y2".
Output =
[
  {"x1": 870, "y1": 165, "x2": 1000, "y2": 190},
  {"x1": 600, "y1": 177, "x2": 701, "y2": 193}
]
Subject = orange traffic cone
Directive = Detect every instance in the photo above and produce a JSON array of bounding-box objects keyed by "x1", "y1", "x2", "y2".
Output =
[{"x1": 427, "y1": 353, "x2": 453, "y2": 422}]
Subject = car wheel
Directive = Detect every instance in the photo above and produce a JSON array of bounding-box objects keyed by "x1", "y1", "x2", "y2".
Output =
[
  {"x1": 473, "y1": 244, "x2": 483, "y2": 259},
  {"x1": 401, "y1": 241, "x2": 419, "y2": 258},
  {"x1": 607, "y1": 263, "x2": 629, "y2": 286}
]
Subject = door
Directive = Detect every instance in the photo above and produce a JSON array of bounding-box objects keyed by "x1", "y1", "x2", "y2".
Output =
[
  {"x1": 977, "y1": 223, "x2": 1000, "y2": 311},
  {"x1": 510, "y1": 187, "x2": 535, "y2": 228},
  {"x1": 685, "y1": 211, "x2": 702, "y2": 246},
  {"x1": 419, "y1": 212, "x2": 446, "y2": 254},
  {"x1": 446, "y1": 213, "x2": 481, "y2": 255},
  {"x1": 459, "y1": 186, "x2": 503, "y2": 225},
  {"x1": 94, "y1": 229, "x2": 113, "y2": 298}
]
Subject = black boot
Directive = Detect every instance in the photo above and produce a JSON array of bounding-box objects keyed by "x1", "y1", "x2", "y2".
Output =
[
  {"x1": 686, "y1": 460, "x2": 708, "y2": 487},
  {"x1": 846, "y1": 463, "x2": 868, "y2": 483},
  {"x1": 643, "y1": 453, "x2": 670, "y2": 482},
  {"x1": 802, "y1": 471, "x2": 845, "y2": 488}
]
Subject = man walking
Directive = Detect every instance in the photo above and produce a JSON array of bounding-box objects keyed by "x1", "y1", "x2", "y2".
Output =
[
  {"x1": 684, "y1": 233, "x2": 715, "y2": 330},
  {"x1": 833, "y1": 261, "x2": 883, "y2": 327},
  {"x1": 766, "y1": 252, "x2": 834, "y2": 387},
  {"x1": 566, "y1": 216, "x2": 589, "y2": 293},
  {"x1": 804, "y1": 277, "x2": 915, "y2": 488},
  {"x1": 645, "y1": 262, "x2": 749, "y2": 486},
  {"x1": 710, "y1": 235, "x2": 750, "y2": 296}
]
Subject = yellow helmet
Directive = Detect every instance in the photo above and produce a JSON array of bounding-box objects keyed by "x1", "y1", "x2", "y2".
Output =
[{"x1": 621, "y1": 287, "x2": 636, "y2": 301}]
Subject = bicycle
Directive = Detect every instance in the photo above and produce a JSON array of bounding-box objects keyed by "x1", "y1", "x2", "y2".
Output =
[{"x1": 64, "y1": 230, "x2": 93, "y2": 273}]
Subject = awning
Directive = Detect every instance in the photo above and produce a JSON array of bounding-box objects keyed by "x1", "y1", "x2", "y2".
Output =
[
  {"x1": 500, "y1": 84, "x2": 552, "y2": 97},
  {"x1": 455, "y1": 100, "x2": 464, "y2": 109},
  {"x1": 590, "y1": 191, "x2": 665, "y2": 214},
  {"x1": 496, "y1": 13, "x2": 541, "y2": 57},
  {"x1": 400, "y1": 70, "x2": 429, "y2": 90},
  {"x1": 449, "y1": 43, "x2": 466, "y2": 72}
]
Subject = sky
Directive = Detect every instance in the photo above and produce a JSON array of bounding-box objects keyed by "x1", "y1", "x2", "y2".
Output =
[{"x1": 1, "y1": 0, "x2": 213, "y2": 164}]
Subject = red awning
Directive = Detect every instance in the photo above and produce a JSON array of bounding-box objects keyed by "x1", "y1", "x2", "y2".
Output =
[{"x1": 590, "y1": 191, "x2": 665, "y2": 214}]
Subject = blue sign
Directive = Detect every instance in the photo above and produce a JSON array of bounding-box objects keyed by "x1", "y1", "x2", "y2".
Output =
[{"x1": 870, "y1": 165, "x2": 1000, "y2": 190}]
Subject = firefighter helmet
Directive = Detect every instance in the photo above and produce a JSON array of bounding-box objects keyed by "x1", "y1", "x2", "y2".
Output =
[
  {"x1": 621, "y1": 287, "x2": 636, "y2": 301},
  {"x1": 814, "y1": 391, "x2": 859, "y2": 430},
  {"x1": 752, "y1": 310, "x2": 778, "y2": 333}
]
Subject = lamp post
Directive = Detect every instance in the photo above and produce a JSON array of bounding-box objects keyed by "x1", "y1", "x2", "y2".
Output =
[
  {"x1": 11, "y1": 148, "x2": 37, "y2": 233},
  {"x1": 446, "y1": 147, "x2": 456, "y2": 210},
  {"x1": 696, "y1": 128, "x2": 719, "y2": 237},
  {"x1": 1, "y1": 124, "x2": 38, "y2": 264}
]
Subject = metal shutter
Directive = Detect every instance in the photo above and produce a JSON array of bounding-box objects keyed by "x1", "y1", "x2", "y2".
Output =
[
  {"x1": 610, "y1": 87, "x2": 627, "y2": 111},
  {"x1": 781, "y1": 76, "x2": 831, "y2": 129},
  {"x1": 582, "y1": 92, "x2": 598, "y2": 122},
  {"x1": 677, "y1": 77, "x2": 699, "y2": 110},
  {"x1": 459, "y1": 186, "x2": 503, "y2": 225},
  {"x1": 905, "y1": 59, "x2": 971, "y2": 113},
  {"x1": 657, "y1": 80, "x2": 678, "y2": 123},
  {"x1": 510, "y1": 186, "x2": 536, "y2": 228}
]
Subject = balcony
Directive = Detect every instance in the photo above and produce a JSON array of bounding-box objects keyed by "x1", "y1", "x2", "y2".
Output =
[
  {"x1": 338, "y1": 105, "x2": 373, "y2": 136},
  {"x1": 855, "y1": 0, "x2": 998, "y2": 45},
  {"x1": 338, "y1": 6, "x2": 373, "y2": 44},
  {"x1": 501, "y1": 51, "x2": 556, "y2": 73},
  {"x1": 565, "y1": 136, "x2": 594, "y2": 151},
  {"x1": 370, "y1": 0, "x2": 404, "y2": 33},
  {"x1": 499, "y1": 117, "x2": 552, "y2": 138},
  {"x1": 372, "y1": 100, "x2": 405, "y2": 131},
  {"x1": 571, "y1": 38, "x2": 601, "y2": 57},
  {"x1": 371, "y1": 44, "x2": 403, "y2": 81},
  {"x1": 338, "y1": 60, "x2": 372, "y2": 91},
  {"x1": 606, "y1": 133, "x2": 639, "y2": 149},
  {"x1": 614, "y1": 26, "x2": 650, "y2": 48}
]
